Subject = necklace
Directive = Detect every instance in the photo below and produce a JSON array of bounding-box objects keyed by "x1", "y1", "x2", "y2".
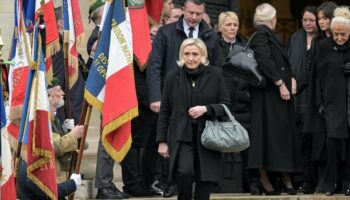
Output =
[{"x1": 189, "y1": 77, "x2": 195, "y2": 87}]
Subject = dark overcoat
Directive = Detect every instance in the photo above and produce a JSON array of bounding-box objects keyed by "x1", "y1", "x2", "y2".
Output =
[
  {"x1": 248, "y1": 25, "x2": 297, "y2": 172},
  {"x1": 156, "y1": 66, "x2": 231, "y2": 182},
  {"x1": 147, "y1": 15, "x2": 223, "y2": 103},
  {"x1": 131, "y1": 60, "x2": 158, "y2": 147},
  {"x1": 218, "y1": 33, "x2": 251, "y2": 130},
  {"x1": 316, "y1": 37, "x2": 350, "y2": 139}
]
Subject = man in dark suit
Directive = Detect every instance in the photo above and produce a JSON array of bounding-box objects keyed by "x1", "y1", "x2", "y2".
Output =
[{"x1": 146, "y1": 0, "x2": 223, "y2": 197}]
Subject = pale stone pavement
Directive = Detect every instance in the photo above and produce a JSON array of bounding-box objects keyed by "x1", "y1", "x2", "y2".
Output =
[{"x1": 73, "y1": 108, "x2": 350, "y2": 200}]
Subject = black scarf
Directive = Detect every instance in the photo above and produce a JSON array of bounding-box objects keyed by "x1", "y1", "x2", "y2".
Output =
[{"x1": 177, "y1": 65, "x2": 206, "y2": 141}]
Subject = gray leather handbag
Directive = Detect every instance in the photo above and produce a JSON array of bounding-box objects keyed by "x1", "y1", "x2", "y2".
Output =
[{"x1": 201, "y1": 104, "x2": 250, "y2": 152}]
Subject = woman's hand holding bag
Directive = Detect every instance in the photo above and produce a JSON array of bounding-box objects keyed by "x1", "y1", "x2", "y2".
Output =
[{"x1": 201, "y1": 104, "x2": 250, "y2": 152}]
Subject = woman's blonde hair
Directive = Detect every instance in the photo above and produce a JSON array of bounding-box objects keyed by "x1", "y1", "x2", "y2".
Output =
[
  {"x1": 253, "y1": 3, "x2": 276, "y2": 27},
  {"x1": 331, "y1": 6, "x2": 350, "y2": 30},
  {"x1": 177, "y1": 38, "x2": 209, "y2": 67},
  {"x1": 218, "y1": 11, "x2": 239, "y2": 29}
]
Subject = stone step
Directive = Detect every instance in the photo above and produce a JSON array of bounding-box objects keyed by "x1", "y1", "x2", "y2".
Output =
[{"x1": 73, "y1": 181, "x2": 350, "y2": 200}]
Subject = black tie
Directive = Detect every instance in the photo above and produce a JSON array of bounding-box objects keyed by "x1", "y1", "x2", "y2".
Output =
[{"x1": 188, "y1": 27, "x2": 195, "y2": 38}]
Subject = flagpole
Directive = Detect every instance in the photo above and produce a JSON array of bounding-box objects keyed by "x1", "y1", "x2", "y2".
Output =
[
  {"x1": 62, "y1": 0, "x2": 72, "y2": 120},
  {"x1": 63, "y1": 36, "x2": 71, "y2": 120},
  {"x1": 68, "y1": 97, "x2": 88, "y2": 178},
  {"x1": 68, "y1": 102, "x2": 92, "y2": 200}
]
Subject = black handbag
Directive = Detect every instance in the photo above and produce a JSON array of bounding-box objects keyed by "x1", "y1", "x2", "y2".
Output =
[{"x1": 223, "y1": 32, "x2": 266, "y2": 88}]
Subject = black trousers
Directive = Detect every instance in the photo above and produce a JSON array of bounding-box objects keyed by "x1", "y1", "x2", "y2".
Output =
[
  {"x1": 176, "y1": 141, "x2": 212, "y2": 200},
  {"x1": 121, "y1": 105, "x2": 161, "y2": 190},
  {"x1": 324, "y1": 138, "x2": 341, "y2": 186},
  {"x1": 300, "y1": 132, "x2": 316, "y2": 184}
]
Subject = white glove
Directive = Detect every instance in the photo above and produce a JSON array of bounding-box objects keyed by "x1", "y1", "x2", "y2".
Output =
[
  {"x1": 62, "y1": 119, "x2": 75, "y2": 132},
  {"x1": 70, "y1": 173, "x2": 82, "y2": 187}
]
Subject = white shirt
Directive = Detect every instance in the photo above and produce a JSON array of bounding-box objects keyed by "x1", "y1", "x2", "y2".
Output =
[{"x1": 183, "y1": 19, "x2": 199, "y2": 39}]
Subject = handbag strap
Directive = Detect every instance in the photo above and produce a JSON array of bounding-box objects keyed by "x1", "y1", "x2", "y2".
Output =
[
  {"x1": 220, "y1": 104, "x2": 236, "y2": 123},
  {"x1": 243, "y1": 32, "x2": 257, "y2": 51}
]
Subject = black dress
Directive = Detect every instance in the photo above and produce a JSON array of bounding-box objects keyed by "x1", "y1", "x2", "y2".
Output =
[{"x1": 248, "y1": 25, "x2": 297, "y2": 172}]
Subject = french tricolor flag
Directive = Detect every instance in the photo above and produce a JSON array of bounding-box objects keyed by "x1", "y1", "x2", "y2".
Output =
[{"x1": 1, "y1": 82, "x2": 16, "y2": 200}]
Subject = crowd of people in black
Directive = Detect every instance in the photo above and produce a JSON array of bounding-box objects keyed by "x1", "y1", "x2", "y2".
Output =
[
  {"x1": 85, "y1": 0, "x2": 350, "y2": 199},
  {"x1": 6, "y1": 0, "x2": 350, "y2": 199}
]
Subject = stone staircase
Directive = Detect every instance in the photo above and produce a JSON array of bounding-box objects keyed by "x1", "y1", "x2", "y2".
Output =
[{"x1": 72, "y1": 109, "x2": 350, "y2": 200}]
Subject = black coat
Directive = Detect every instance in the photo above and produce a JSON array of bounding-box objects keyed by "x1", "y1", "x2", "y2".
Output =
[
  {"x1": 316, "y1": 37, "x2": 350, "y2": 139},
  {"x1": 131, "y1": 61, "x2": 157, "y2": 147},
  {"x1": 219, "y1": 33, "x2": 251, "y2": 130},
  {"x1": 248, "y1": 25, "x2": 297, "y2": 172},
  {"x1": 288, "y1": 29, "x2": 312, "y2": 110},
  {"x1": 302, "y1": 36, "x2": 328, "y2": 134},
  {"x1": 147, "y1": 15, "x2": 223, "y2": 103},
  {"x1": 156, "y1": 66, "x2": 231, "y2": 182}
]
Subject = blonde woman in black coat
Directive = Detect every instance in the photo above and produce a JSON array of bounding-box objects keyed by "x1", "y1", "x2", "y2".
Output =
[
  {"x1": 248, "y1": 3, "x2": 298, "y2": 195},
  {"x1": 157, "y1": 38, "x2": 230, "y2": 200}
]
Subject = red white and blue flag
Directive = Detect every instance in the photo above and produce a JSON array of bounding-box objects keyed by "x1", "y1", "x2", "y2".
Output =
[
  {"x1": 84, "y1": 1, "x2": 110, "y2": 112},
  {"x1": 7, "y1": 0, "x2": 31, "y2": 140},
  {"x1": 1, "y1": 70, "x2": 17, "y2": 200},
  {"x1": 85, "y1": 0, "x2": 138, "y2": 162},
  {"x1": 18, "y1": 22, "x2": 58, "y2": 200},
  {"x1": 22, "y1": 0, "x2": 60, "y2": 57},
  {"x1": 63, "y1": 0, "x2": 84, "y2": 89}
]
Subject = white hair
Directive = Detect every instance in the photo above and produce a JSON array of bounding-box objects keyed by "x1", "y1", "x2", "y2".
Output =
[
  {"x1": 331, "y1": 6, "x2": 350, "y2": 30},
  {"x1": 253, "y1": 3, "x2": 276, "y2": 27}
]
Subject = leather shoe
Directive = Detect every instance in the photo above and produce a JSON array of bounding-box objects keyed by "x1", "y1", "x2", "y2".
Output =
[
  {"x1": 124, "y1": 185, "x2": 161, "y2": 197},
  {"x1": 96, "y1": 186, "x2": 129, "y2": 199},
  {"x1": 163, "y1": 184, "x2": 177, "y2": 198},
  {"x1": 298, "y1": 182, "x2": 313, "y2": 194}
]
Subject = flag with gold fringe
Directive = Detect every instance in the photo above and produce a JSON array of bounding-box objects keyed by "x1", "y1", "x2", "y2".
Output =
[
  {"x1": 1, "y1": 68, "x2": 17, "y2": 200},
  {"x1": 7, "y1": 0, "x2": 31, "y2": 140},
  {"x1": 18, "y1": 21, "x2": 58, "y2": 200},
  {"x1": 84, "y1": 1, "x2": 109, "y2": 113},
  {"x1": 85, "y1": 0, "x2": 138, "y2": 162},
  {"x1": 102, "y1": 0, "x2": 138, "y2": 162},
  {"x1": 22, "y1": 0, "x2": 60, "y2": 57},
  {"x1": 63, "y1": 0, "x2": 84, "y2": 89},
  {"x1": 128, "y1": 0, "x2": 151, "y2": 71}
]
